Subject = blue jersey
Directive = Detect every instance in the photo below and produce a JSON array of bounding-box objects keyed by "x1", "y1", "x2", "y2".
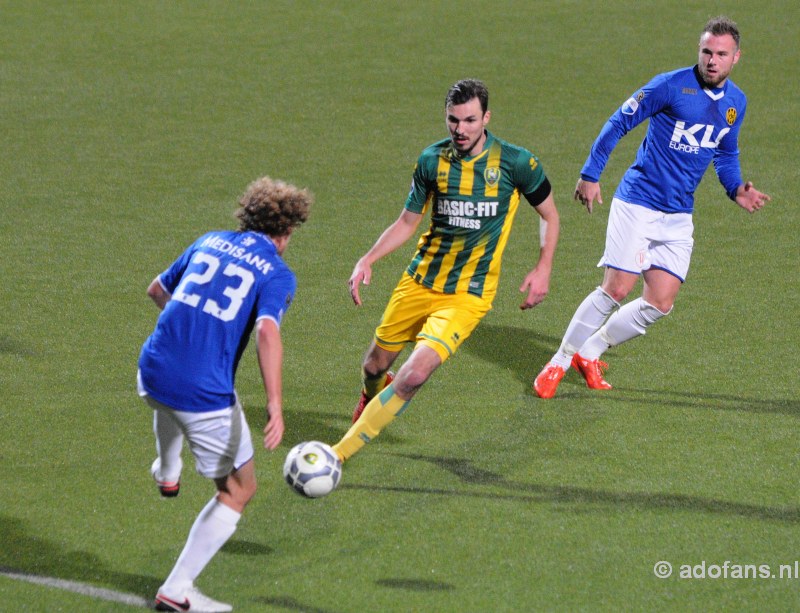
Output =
[
  {"x1": 581, "y1": 66, "x2": 746, "y2": 213},
  {"x1": 138, "y1": 230, "x2": 296, "y2": 412}
]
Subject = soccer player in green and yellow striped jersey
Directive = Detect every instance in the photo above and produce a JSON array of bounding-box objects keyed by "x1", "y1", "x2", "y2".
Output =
[
  {"x1": 406, "y1": 131, "x2": 548, "y2": 300},
  {"x1": 332, "y1": 79, "x2": 560, "y2": 463}
]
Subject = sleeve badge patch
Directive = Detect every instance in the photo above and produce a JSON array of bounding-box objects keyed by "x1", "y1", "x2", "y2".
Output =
[{"x1": 621, "y1": 91, "x2": 644, "y2": 115}]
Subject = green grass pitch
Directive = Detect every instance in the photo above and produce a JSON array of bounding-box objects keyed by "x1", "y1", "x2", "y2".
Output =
[{"x1": 1, "y1": 1, "x2": 797, "y2": 611}]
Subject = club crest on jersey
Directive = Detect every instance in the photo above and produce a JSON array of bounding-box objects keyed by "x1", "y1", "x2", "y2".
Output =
[
  {"x1": 725, "y1": 107, "x2": 737, "y2": 126},
  {"x1": 484, "y1": 166, "x2": 501, "y2": 186}
]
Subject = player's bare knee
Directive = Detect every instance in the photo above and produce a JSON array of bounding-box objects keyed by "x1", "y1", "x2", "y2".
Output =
[
  {"x1": 600, "y1": 282, "x2": 631, "y2": 304},
  {"x1": 393, "y1": 366, "x2": 430, "y2": 400},
  {"x1": 601, "y1": 266, "x2": 641, "y2": 300},
  {"x1": 392, "y1": 373, "x2": 421, "y2": 399}
]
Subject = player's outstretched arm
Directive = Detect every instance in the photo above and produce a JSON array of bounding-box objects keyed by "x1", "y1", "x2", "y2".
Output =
[
  {"x1": 256, "y1": 318, "x2": 285, "y2": 450},
  {"x1": 734, "y1": 181, "x2": 771, "y2": 213},
  {"x1": 574, "y1": 178, "x2": 603, "y2": 214},
  {"x1": 520, "y1": 193, "x2": 559, "y2": 310},
  {"x1": 348, "y1": 208, "x2": 423, "y2": 306}
]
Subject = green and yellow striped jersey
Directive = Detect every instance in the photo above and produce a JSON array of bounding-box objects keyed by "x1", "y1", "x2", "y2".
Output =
[{"x1": 404, "y1": 130, "x2": 547, "y2": 300}]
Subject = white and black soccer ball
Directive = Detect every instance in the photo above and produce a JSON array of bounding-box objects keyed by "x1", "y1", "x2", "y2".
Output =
[{"x1": 283, "y1": 441, "x2": 342, "y2": 498}]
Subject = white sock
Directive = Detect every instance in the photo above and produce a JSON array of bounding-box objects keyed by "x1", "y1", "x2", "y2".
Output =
[
  {"x1": 161, "y1": 497, "x2": 241, "y2": 593},
  {"x1": 579, "y1": 298, "x2": 670, "y2": 359},
  {"x1": 551, "y1": 287, "x2": 619, "y2": 368}
]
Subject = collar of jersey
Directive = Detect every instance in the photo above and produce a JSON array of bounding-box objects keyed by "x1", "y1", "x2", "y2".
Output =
[
  {"x1": 693, "y1": 64, "x2": 727, "y2": 100},
  {"x1": 248, "y1": 231, "x2": 278, "y2": 251},
  {"x1": 449, "y1": 130, "x2": 494, "y2": 162}
]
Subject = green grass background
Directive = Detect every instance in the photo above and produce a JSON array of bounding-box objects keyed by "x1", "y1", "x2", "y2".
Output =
[{"x1": 1, "y1": 1, "x2": 797, "y2": 611}]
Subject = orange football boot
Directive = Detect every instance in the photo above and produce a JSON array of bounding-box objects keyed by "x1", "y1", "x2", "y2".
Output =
[
  {"x1": 571, "y1": 353, "x2": 613, "y2": 390},
  {"x1": 533, "y1": 363, "x2": 565, "y2": 399}
]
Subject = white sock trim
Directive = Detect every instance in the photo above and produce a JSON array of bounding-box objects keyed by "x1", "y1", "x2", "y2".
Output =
[
  {"x1": 604, "y1": 298, "x2": 669, "y2": 346},
  {"x1": 212, "y1": 498, "x2": 242, "y2": 525}
]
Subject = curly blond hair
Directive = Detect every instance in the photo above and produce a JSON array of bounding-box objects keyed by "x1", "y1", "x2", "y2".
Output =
[{"x1": 236, "y1": 176, "x2": 312, "y2": 237}]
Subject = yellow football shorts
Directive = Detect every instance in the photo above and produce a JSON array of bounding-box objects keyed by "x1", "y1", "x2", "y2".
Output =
[{"x1": 374, "y1": 273, "x2": 492, "y2": 362}]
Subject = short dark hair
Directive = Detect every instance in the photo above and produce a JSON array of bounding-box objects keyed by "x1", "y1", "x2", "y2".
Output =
[
  {"x1": 445, "y1": 79, "x2": 489, "y2": 113},
  {"x1": 702, "y1": 16, "x2": 740, "y2": 48}
]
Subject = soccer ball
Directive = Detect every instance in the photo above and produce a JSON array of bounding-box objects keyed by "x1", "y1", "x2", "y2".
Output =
[{"x1": 283, "y1": 441, "x2": 342, "y2": 498}]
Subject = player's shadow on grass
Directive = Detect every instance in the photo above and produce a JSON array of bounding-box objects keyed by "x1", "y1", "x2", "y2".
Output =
[
  {"x1": 0, "y1": 514, "x2": 158, "y2": 601},
  {"x1": 254, "y1": 580, "x2": 454, "y2": 612},
  {"x1": 0, "y1": 334, "x2": 35, "y2": 357},
  {"x1": 462, "y1": 322, "x2": 560, "y2": 384},
  {"x1": 275, "y1": 408, "x2": 405, "y2": 447},
  {"x1": 464, "y1": 322, "x2": 799, "y2": 416},
  {"x1": 253, "y1": 595, "x2": 338, "y2": 613},
  {"x1": 617, "y1": 388, "x2": 800, "y2": 417},
  {"x1": 376, "y1": 577, "x2": 455, "y2": 591},
  {"x1": 345, "y1": 454, "x2": 800, "y2": 524},
  {"x1": 221, "y1": 539, "x2": 273, "y2": 555}
]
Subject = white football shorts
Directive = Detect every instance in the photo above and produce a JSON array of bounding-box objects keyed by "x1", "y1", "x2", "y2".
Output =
[
  {"x1": 138, "y1": 373, "x2": 254, "y2": 479},
  {"x1": 599, "y1": 197, "x2": 694, "y2": 281}
]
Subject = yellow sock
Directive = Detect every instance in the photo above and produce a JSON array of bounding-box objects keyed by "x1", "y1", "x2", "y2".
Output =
[
  {"x1": 333, "y1": 385, "x2": 409, "y2": 462},
  {"x1": 362, "y1": 368, "x2": 389, "y2": 399}
]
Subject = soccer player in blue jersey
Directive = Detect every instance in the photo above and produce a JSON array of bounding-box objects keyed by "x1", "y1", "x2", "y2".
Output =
[
  {"x1": 138, "y1": 177, "x2": 311, "y2": 612},
  {"x1": 333, "y1": 78, "x2": 560, "y2": 461},
  {"x1": 534, "y1": 16, "x2": 770, "y2": 399}
]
